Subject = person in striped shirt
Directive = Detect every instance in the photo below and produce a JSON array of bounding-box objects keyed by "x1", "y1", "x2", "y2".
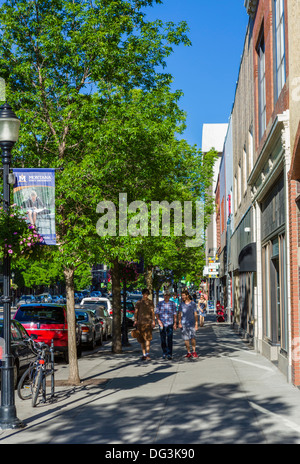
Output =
[{"x1": 155, "y1": 291, "x2": 177, "y2": 360}]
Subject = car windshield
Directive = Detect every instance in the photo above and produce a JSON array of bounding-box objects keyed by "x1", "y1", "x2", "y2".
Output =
[
  {"x1": 15, "y1": 306, "x2": 65, "y2": 323},
  {"x1": 82, "y1": 305, "x2": 107, "y2": 316},
  {"x1": 83, "y1": 300, "x2": 107, "y2": 308},
  {"x1": 75, "y1": 311, "x2": 89, "y2": 322}
]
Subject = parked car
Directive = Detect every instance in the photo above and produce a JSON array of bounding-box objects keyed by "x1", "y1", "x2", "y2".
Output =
[
  {"x1": 13, "y1": 303, "x2": 82, "y2": 362},
  {"x1": 127, "y1": 292, "x2": 142, "y2": 302},
  {"x1": 124, "y1": 300, "x2": 135, "y2": 327},
  {"x1": 80, "y1": 297, "x2": 112, "y2": 314},
  {"x1": 74, "y1": 292, "x2": 83, "y2": 303},
  {"x1": 79, "y1": 290, "x2": 90, "y2": 298},
  {"x1": 35, "y1": 293, "x2": 52, "y2": 303},
  {"x1": 81, "y1": 304, "x2": 113, "y2": 340},
  {"x1": 75, "y1": 308, "x2": 103, "y2": 350},
  {"x1": 90, "y1": 291, "x2": 102, "y2": 297},
  {"x1": 0, "y1": 319, "x2": 36, "y2": 388},
  {"x1": 52, "y1": 295, "x2": 64, "y2": 304},
  {"x1": 16, "y1": 295, "x2": 36, "y2": 307}
]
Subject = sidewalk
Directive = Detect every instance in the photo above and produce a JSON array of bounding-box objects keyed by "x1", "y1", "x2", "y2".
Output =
[{"x1": 2, "y1": 315, "x2": 300, "y2": 444}]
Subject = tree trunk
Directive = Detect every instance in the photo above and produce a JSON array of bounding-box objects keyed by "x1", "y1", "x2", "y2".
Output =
[
  {"x1": 145, "y1": 265, "x2": 154, "y2": 300},
  {"x1": 155, "y1": 286, "x2": 160, "y2": 307},
  {"x1": 122, "y1": 277, "x2": 129, "y2": 346},
  {"x1": 111, "y1": 258, "x2": 122, "y2": 353},
  {"x1": 64, "y1": 266, "x2": 81, "y2": 385}
]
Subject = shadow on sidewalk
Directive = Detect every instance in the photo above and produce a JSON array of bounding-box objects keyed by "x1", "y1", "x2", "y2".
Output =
[{"x1": 1, "y1": 320, "x2": 298, "y2": 444}]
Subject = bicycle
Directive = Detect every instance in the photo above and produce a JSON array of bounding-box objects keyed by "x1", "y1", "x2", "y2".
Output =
[{"x1": 17, "y1": 338, "x2": 55, "y2": 407}]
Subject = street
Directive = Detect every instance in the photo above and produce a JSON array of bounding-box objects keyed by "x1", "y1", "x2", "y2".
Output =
[{"x1": 1, "y1": 315, "x2": 300, "y2": 445}]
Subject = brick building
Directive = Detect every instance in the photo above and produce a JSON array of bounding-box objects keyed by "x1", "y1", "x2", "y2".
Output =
[
  {"x1": 244, "y1": 0, "x2": 294, "y2": 380},
  {"x1": 287, "y1": 0, "x2": 300, "y2": 385},
  {"x1": 205, "y1": 0, "x2": 300, "y2": 384},
  {"x1": 239, "y1": 0, "x2": 300, "y2": 384},
  {"x1": 230, "y1": 19, "x2": 256, "y2": 337}
]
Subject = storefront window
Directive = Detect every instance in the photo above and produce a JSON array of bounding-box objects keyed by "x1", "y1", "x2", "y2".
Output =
[{"x1": 262, "y1": 233, "x2": 287, "y2": 349}]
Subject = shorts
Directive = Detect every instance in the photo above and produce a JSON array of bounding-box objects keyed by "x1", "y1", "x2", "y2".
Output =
[
  {"x1": 181, "y1": 325, "x2": 196, "y2": 341},
  {"x1": 136, "y1": 323, "x2": 153, "y2": 343}
]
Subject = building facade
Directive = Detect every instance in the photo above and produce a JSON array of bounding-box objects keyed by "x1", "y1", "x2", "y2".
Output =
[
  {"x1": 286, "y1": 0, "x2": 300, "y2": 385},
  {"x1": 204, "y1": 0, "x2": 300, "y2": 384},
  {"x1": 247, "y1": 0, "x2": 292, "y2": 379},
  {"x1": 231, "y1": 20, "x2": 256, "y2": 338},
  {"x1": 202, "y1": 124, "x2": 228, "y2": 305}
]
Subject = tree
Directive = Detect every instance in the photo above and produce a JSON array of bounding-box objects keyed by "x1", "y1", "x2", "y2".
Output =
[
  {"x1": 135, "y1": 145, "x2": 219, "y2": 295},
  {"x1": 0, "y1": 0, "x2": 191, "y2": 383}
]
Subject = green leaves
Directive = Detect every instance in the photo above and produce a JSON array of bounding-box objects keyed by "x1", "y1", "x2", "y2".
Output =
[{"x1": 0, "y1": 0, "x2": 218, "y2": 287}]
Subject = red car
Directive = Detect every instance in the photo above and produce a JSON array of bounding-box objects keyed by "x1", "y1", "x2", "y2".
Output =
[{"x1": 13, "y1": 303, "x2": 82, "y2": 362}]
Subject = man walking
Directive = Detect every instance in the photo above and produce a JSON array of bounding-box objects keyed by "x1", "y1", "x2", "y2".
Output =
[
  {"x1": 155, "y1": 291, "x2": 177, "y2": 360},
  {"x1": 178, "y1": 290, "x2": 199, "y2": 358}
]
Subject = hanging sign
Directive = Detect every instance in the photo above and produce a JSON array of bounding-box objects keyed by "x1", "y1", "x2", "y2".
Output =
[{"x1": 13, "y1": 168, "x2": 56, "y2": 245}]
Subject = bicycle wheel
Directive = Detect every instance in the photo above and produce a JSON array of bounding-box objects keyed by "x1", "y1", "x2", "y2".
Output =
[
  {"x1": 32, "y1": 368, "x2": 43, "y2": 407},
  {"x1": 17, "y1": 366, "x2": 35, "y2": 400}
]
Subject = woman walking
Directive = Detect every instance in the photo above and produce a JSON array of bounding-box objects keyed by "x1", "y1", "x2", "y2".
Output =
[
  {"x1": 198, "y1": 294, "x2": 207, "y2": 327},
  {"x1": 133, "y1": 289, "x2": 156, "y2": 361}
]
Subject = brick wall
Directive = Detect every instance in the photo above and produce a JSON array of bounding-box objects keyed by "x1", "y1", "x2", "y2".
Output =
[
  {"x1": 253, "y1": 0, "x2": 289, "y2": 154},
  {"x1": 288, "y1": 175, "x2": 300, "y2": 385}
]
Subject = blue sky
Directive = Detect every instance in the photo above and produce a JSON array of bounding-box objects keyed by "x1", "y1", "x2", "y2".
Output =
[{"x1": 145, "y1": 0, "x2": 250, "y2": 149}]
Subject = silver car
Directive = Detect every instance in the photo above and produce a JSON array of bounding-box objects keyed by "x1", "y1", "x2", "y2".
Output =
[
  {"x1": 75, "y1": 308, "x2": 103, "y2": 350},
  {"x1": 82, "y1": 304, "x2": 112, "y2": 340}
]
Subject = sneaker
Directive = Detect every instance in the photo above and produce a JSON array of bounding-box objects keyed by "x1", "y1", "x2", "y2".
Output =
[
  {"x1": 145, "y1": 356, "x2": 151, "y2": 361},
  {"x1": 185, "y1": 352, "x2": 192, "y2": 358},
  {"x1": 191, "y1": 351, "x2": 198, "y2": 358},
  {"x1": 141, "y1": 355, "x2": 146, "y2": 361},
  {"x1": 167, "y1": 355, "x2": 172, "y2": 360}
]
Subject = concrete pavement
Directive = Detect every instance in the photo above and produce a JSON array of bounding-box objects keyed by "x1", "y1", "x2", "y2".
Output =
[{"x1": 2, "y1": 315, "x2": 300, "y2": 444}]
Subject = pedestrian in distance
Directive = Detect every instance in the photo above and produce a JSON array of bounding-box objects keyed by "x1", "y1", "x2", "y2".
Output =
[
  {"x1": 178, "y1": 290, "x2": 199, "y2": 358},
  {"x1": 155, "y1": 291, "x2": 177, "y2": 360},
  {"x1": 170, "y1": 292, "x2": 179, "y2": 311},
  {"x1": 198, "y1": 294, "x2": 207, "y2": 327},
  {"x1": 133, "y1": 289, "x2": 156, "y2": 361}
]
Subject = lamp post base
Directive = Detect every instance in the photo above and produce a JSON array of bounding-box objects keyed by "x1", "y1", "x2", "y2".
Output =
[{"x1": 0, "y1": 406, "x2": 25, "y2": 430}]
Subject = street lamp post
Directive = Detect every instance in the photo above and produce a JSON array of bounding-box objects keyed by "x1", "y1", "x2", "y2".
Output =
[{"x1": 0, "y1": 102, "x2": 23, "y2": 430}]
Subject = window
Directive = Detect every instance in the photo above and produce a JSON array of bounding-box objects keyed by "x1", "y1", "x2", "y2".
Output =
[
  {"x1": 257, "y1": 32, "x2": 266, "y2": 139},
  {"x1": 262, "y1": 234, "x2": 287, "y2": 348},
  {"x1": 221, "y1": 198, "x2": 225, "y2": 233},
  {"x1": 243, "y1": 147, "x2": 247, "y2": 195},
  {"x1": 262, "y1": 243, "x2": 271, "y2": 339},
  {"x1": 238, "y1": 162, "x2": 242, "y2": 205},
  {"x1": 248, "y1": 127, "x2": 254, "y2": 173},
  {"x1": 274, "y1": 0, "x2": 286, "y2": 100},
  {"x1": 234, "y1": 175, "x2": 237, "y2": 213}
]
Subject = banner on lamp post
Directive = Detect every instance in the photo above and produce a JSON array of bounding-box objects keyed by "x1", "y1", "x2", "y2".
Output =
[{"x1": 13, "y1": 168, "x2": 56, "y2": 245}]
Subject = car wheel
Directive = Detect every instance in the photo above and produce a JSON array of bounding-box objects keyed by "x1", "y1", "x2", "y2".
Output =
[
  {"x1": 103, "y1": 327, "x2": 108, "y2": 341},
  {"x1": 97, "y1": 330, "x2": 103, "y2": 346},
  {"x1": 77, "y1": 343, "x2": 82, "y2": 358},
  {"x1": 88, "y1": 335, "x2": 96, "y2": 350}
]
